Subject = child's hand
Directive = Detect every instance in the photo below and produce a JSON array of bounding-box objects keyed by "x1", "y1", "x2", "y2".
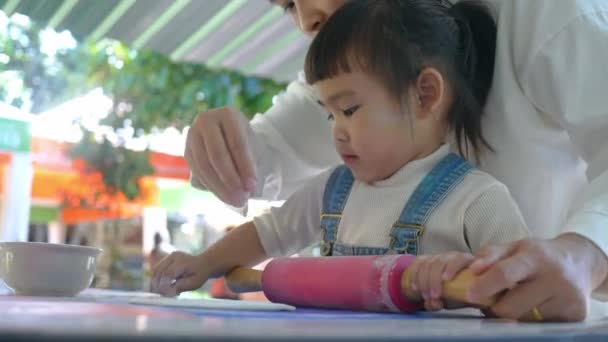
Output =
[
  {"x1": 406, "y1": 252, "x2": 475, "y2": 311},
  {"x1": 151, "y1": 251, "x2": 211, "y2": 297}
]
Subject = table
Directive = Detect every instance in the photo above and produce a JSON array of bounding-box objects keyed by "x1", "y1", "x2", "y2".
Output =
[{"x1": 1, "y1": 287, "x2": 608, "y2": 341}]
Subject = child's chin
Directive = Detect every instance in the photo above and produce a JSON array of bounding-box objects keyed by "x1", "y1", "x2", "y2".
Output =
[
  {"x1": 353, "y1": 167, "x2": 397, "y2": 184},
  {"x1": 351, "y1": 170, "x2": 377, "y2": 183}
]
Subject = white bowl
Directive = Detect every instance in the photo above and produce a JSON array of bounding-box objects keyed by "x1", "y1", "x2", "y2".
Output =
[{"x1": 0, "y1": 242, "x2": 102, "y2": 297}]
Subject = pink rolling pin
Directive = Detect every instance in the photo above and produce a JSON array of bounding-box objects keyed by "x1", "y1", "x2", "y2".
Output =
[{"x1": 225, "y1": 255, "x2": 494, "y2": 313}]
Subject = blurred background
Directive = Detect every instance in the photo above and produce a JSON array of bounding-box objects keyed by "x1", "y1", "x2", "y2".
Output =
[{"x1": 0, "y1": 0, "x2": 317, "y2": 299}]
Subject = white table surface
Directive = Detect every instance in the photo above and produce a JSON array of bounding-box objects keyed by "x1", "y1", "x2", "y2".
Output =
[{"x1": 1, "y1": 286, "x2": 608, "y2": 341}]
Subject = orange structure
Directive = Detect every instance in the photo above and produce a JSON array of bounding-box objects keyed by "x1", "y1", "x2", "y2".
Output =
[{"x1": 0, "y1": 137, "x2": 190, "y2": 224}]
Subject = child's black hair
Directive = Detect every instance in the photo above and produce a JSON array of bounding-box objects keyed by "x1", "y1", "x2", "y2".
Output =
[{"x1": 305, "y1": 0, "x2": 497, "y2": 159}]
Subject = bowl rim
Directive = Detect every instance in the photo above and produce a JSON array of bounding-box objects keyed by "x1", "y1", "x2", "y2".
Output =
[{"x1": 0, "y1": 241, "x2": 102, "y2": 255}]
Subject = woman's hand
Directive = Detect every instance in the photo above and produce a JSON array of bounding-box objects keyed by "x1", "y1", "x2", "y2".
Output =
[
  {"x1": 468, "y1": 234, "x2": 608, "y2": 321},
  {"x1": 185, "y1": 106, "x2": 257, "y2": 207}
]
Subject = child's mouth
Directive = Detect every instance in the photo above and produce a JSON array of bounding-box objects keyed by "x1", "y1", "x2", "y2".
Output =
[{"x1": 341, "y1": 154, "x2": 359, "y2": 165}]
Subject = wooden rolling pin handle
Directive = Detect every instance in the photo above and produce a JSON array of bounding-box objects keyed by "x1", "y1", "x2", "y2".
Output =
[
  {"x1": 401, "y1": 268, "x2": 497, "y2": 308},
  {"x1": 225, "y1": 267, "x2": 263, "y2": 293}
]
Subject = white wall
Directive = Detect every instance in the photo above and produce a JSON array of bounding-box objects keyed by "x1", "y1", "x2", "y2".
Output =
[{"x1": 0, "y1": 153, "x2": 33, "y2": 241}]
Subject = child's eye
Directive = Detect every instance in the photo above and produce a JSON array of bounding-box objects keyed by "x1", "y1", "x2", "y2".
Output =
[
  {"x1": 327, "y1": 113, "x2": 335, "y2": 121},
  {"x1": 343, "y1": 105, "x2": 360, "y2": 117}
]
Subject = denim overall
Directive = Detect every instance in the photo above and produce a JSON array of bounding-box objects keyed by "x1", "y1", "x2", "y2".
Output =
[{"x1": 320, "y1": 153, "x2": 473, "y2": 256}]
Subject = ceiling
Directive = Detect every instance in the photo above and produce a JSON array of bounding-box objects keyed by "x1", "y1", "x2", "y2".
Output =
[{"x1": 0, "y1": 0, "x2": 310, "y2": 82}]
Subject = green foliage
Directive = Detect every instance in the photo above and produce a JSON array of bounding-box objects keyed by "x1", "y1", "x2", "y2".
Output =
[
  {"x1": 0, "y1": 14, "x2": 89, "y2": 112},
  {"x1": 89, "y1": 41, "x2": 285, "y2": 132},
  {"x1": 1, "y1": 13, "x2": 287, "y2": 200}
]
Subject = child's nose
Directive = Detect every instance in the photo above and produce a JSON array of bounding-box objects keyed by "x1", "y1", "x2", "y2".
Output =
[{"x1": 333, "y1": 124, "x2": 349, "y2": 143}]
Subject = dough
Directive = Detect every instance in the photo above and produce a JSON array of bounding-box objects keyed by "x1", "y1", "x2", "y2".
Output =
[{"x1": 129, "y1": 297, "x2": 295, "y2": 311}]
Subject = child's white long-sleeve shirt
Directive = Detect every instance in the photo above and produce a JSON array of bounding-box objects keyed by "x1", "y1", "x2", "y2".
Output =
[{"x1": 254, "y1": 145, "x2": 530, "y2": 257}]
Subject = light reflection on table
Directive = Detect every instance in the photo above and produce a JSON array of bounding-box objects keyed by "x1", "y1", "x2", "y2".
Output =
[{"x1": 0, "y1": 288, "x2": 607, "y2": 341}]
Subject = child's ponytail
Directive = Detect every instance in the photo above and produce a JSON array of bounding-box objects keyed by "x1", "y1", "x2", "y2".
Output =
[{"x1": 448, "y1": 1, "x2": 497, "y2": 158}]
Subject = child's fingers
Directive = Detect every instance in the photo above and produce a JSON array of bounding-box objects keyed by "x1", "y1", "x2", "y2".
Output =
[
  {"x1": 416, "y1": 256, "x2": 435, "y2": 300},
  {"x1": 158, "y1": 266, "x2": 187, "y2": 296},
  {"x1": 442, "y1": 253, "x2": 475, "y2": 281},
  {"x1": 165, "y1": 263, "x2": 189, "y2": 283},
  {"x1": 406, "y1": 258, "x2": 424, "y2": 293},
  {"x1": 152, "y1": 255, "x2": 175, "y2": 293},
  {"x1": 162, "y1": 275, "x2": 191, "y2": 297},
  {"x1": 427, "y1": 256, "x2": 449, "y2": 299},
  {"x1": 152, "y1": 252, "x2": 193, "y2": 295},
  {"x1": 424, "y1": 298, "x2": 444, "y2": 312},
  {"x1": 430, "y1": 299, "x2": 444, "y2": 311},
  {"x1": 481, "y1": 307, "x2": 498, "y2": 318},
  {"x1": 173, "y1": 273, "x2": 206, "y2": 296},
  {"x1": 158, "y1": 276, "x2": 177, "y2": 296}
]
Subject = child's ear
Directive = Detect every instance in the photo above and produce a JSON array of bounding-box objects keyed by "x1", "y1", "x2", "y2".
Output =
[{"x1": 414, "y1": 68, "x2": 447, "y2": 120}]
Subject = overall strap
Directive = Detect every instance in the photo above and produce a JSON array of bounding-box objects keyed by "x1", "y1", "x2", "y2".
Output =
[
  {"x1": 320, "y1": 165, "x2": 355, "y2": 256},
  {"x1": 389, "y1": 153, "x2": 473, "y2": 255}
]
